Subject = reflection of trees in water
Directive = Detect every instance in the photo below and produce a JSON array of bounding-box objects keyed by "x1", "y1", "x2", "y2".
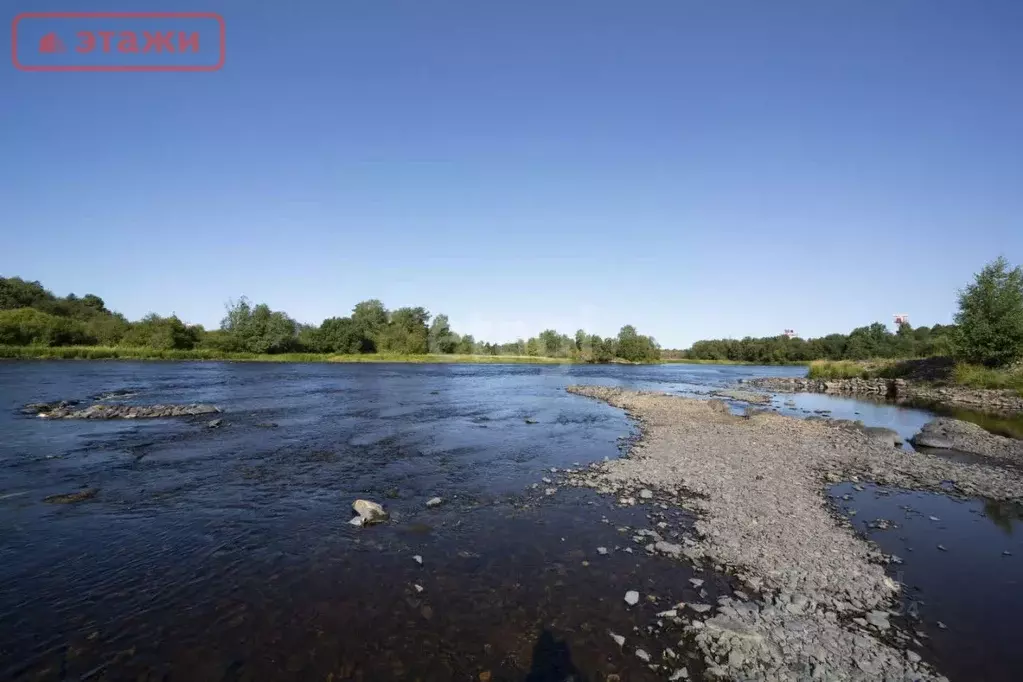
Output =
[
  {"x1": 949, "y1": 408, "x2": 1023, "y2": 440},
  {"x1": 983, "y1": 498, "x2": 1023, "y2": 535}
]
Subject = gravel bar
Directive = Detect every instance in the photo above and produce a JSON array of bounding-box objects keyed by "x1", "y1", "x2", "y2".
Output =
[{"x1": 565, "y1": 386, "x2": 1023, "y2": 681}]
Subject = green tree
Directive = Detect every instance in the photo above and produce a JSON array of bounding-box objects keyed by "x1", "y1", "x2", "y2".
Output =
[
  {"x1": 428, "y1": 314, "x2": 458, "y2": 354},
  {"x1": 220, "y1": 298, "x2": 298, "y2": 354},
  {"x1": 319, "y1": 316, "x2": 371, "y2": 353},
  {"x1": 121, "y1": 314, "x2": 199, "y2": 350},
  {"x1": 955, "y1": 256, "x2": 1023, "y2": 367},
  {"x1": 457, "y1": 333, "x2": 476, "y2": 355},
  {"x1": 380, "y1": 307, "x2": 430, "y2": 354},
  {"x1": 0, "y1": 308, "x2": 91, "y2": 346}
]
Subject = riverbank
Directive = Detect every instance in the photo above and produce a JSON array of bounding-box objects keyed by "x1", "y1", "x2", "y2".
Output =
[
  {"x1": 563, "y1": 385, "x2": 1023, "y2": 680},
  {"x1": 746, "y1": 375, "x2": 1023, "y2": 413},
  {"x1": 0, "y1": 346, "x2": 573, "y2": 364}
]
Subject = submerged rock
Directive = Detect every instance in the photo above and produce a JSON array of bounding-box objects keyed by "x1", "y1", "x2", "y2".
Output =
[
  {"x1": 43, "y1": 488, "x2": 98, "y2": 504},
  {"x1": 352, "y1": 499, "x2": 389, "y2": 525}
]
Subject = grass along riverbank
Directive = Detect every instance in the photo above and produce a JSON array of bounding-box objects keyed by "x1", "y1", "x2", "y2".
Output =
[
  {"x1": 807, "y1": 358, "x2": 1023, "y2": 394},
  {"x1": 0, "y1": 345, "x2": 577, "y2": 364}
]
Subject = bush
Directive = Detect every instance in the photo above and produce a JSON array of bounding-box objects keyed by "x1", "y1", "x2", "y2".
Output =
[
  {"x1": 955, "y1": 257, "x2": 1023, "y2": 367},
  {"x1": 0, "y1": 308, "x2": 92, "y2": 346}
]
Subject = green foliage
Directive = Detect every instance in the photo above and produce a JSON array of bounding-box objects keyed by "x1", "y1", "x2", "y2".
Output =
[
  {"x1": 428, "y1": 314, "x2": 458, "y2": 354},
  {"x1": 379, "y1": 307, "x2": 430, "y2": 354},
  {"x1": 318, "y1": 317, "x2": 371, "y2": 353},
  {"x1": 615, "y1": 324, "x2": 660, "y2": 362},
  {"x1": 120, "y1": 313, "x2": 200, "y2": 350},
  {"x1": 1, "y1": 275, "x2": 662, "y2": 364},
  {"x1": 952, "y1": 363, "x2": 1023, "y2": 394},
  {"x1": 0, "y1": 308, "x2": 92, "y2": 346},
  {"x1": 220, "y1": 298, "x2": 299, "y2": 354},
  {"x1": 806, "y1": 360, "x2": 872, "y2": 380},
  {"x1": 674, "y1": 323, "x2": 957, "y2": 364},
  {"x1": 954, "y1": 257, "x2": 1023, "y2": 367}
]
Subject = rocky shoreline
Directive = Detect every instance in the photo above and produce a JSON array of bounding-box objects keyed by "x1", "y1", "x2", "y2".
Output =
[
  {"x1": 563, "y1": 385, "x2": 1023, "y2": 681},
  {"x1": 742, "y1": 376, "x2": 1023, "y2": 413}
]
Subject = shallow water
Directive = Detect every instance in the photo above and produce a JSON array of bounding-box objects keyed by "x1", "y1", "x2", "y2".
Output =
[
  {"x1": 0, "y1": 360, "x2": 1019, "y2": 680},
  {"x1": 830, "y1": 484, "x2": 1023, "y2": 682}
]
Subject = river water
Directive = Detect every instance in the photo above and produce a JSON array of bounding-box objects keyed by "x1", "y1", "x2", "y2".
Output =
[{"x1": 0, "y1": 361, "x2": 1017, "y2": 680}]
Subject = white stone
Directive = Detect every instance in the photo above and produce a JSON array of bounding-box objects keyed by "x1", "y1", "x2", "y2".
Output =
[{"x1": 625, "y1": 590, "x2": 640, "y2": 606}]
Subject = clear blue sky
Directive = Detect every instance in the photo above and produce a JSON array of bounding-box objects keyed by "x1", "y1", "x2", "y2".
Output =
[{"x1": 3, "y1": 0, "x2": 1021, "y2": 348}]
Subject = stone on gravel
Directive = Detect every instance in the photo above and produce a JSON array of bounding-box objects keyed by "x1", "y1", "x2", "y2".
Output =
[
  {"x1": 610, "y1": 632, "x2": 625, "y2": 647},
  {"x1": 635, "y1": 649, "x2": 650, "y2": 663},
  {"x1": 655, "y1": 541, "x2": 683, "y2": 557},
  {"x1": 426, "y1": 497, "x2": 443, "y2": 507},
  {"x1": 866, "y1": 611, "x2": 890, "y2": 630},
  {"x1": 639, "y1": 489, "x2": 653, "y2": 499},
  {"x1": 352, "y1": 499, "x2": 389, "y2": 525},
  {"x1": 624, "y1": 590, "x2": 640, "y2": 606}
]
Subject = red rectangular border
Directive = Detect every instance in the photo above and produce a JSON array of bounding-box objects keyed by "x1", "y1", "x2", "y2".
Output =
[{"x1": 12, "y1": 12, "x2": 225, "y2": 72}]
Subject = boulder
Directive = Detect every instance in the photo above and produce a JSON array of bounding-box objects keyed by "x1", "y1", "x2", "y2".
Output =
[
  {"x1": 352, "y1": 499, "x2": 389, "y2": 525},
  {"x1": 910, "y1": 418, "x2": 1022, "y2": 460},
  {"x1": 860, "y1": 426, "x2": 902, "y2": 448}
]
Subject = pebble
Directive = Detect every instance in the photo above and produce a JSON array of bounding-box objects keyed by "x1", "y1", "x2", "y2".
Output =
[
  {"x1": 426, "y1": 497, "x2": 443, "y2": 507},
  {"x1": 689, "y1": 603, "x2": 712, "y2": 613},
  {"x1": 625, "y1": 591, "x2": 640, "y2": 606},
  {"x1": 635, "y1": 649, "x2": 650, "y2": 663},
  {"x1": 413, "y1": 555, "x2": 423, "y2": 565},
  {"x1": 907, "y1": 651, "x2": 922, "y2": 664},
  {"x1": 929, "y1": 516, "x2": 940, "y2": 521},
  {"x1": 597, "y1": 547, "x2": 608, "y2": 555},
  {"x1": 668, "y1": 668, "x2": 689, "y2": 681},
  {"x1": 689, "y1": 578, "x2": 704, "y2": 587},
  {"x1": 937, "y1": 544, "x2": 948, "y2": 551},
  {"x1": 610, "y1": 632, "x2": 625, "y2": 647},
  {"x1": 414, "y1": 584, "x2": 424, "y2": 593},
  {"x1": 640, "y1": 489, "x2": 654, "y2": 499}
]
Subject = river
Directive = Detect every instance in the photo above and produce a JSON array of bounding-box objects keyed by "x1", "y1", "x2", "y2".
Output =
[{"x1": 0, "y1": 361, "x2": 1018, "y2": 680}]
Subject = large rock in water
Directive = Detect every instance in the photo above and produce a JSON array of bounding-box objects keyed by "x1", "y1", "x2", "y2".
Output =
[
  {"x1": 910, "y1": 417, "x2": 1023, "y2": 460},
  {"x1": 352, "y1": 499, "x2": 389, "y2": 525},
  {"x1": 34, "y1": 403, "x2": 221, "y2": 419}
]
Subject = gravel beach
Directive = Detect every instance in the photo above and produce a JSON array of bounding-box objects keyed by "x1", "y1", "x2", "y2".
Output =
[{"x1": 565, "y1": 386, "x2": 1023, "y2": 681}]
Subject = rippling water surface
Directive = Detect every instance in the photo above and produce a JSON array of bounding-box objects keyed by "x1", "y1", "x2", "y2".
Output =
[{"x1": 0, "y1": 361, "x2": 1016, "y2": 680}]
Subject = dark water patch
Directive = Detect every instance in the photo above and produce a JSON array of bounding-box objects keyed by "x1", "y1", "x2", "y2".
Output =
[
  {"x1": 0, "y1": 489, "x2": 720, "y2": 681},
  {"x1": 829, "y1": 483, "x2": 1023, "y2": 682}
]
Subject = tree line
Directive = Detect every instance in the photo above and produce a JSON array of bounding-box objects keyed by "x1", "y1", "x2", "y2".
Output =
[
  {"x1": 0, "y1": 277, "x2": 661, "y2": 363},
  {"x1": 667, "y1": 256, "x2": 1023, "y2": 368}
]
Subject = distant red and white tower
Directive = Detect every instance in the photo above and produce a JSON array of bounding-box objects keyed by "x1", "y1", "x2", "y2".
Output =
[
  {"x1": 783, "y1": 329, "x2": 796, "y2": 338},
  {"x1": 893, "y1": 314, "x2": 909, "y2": 326}
]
